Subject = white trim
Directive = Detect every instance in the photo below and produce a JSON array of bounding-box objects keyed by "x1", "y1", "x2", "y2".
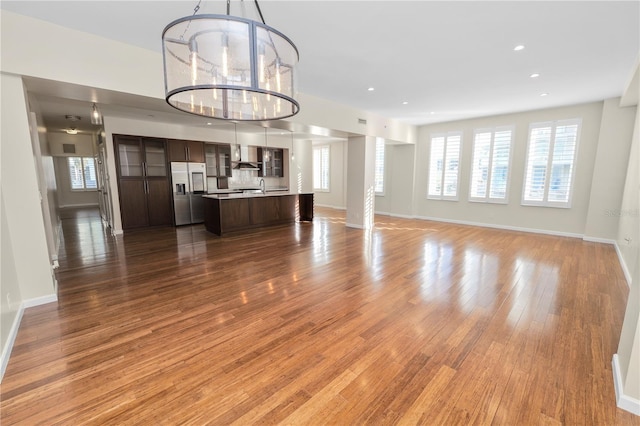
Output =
[
  {"x1": 112, "y1": 229, "x2": 124, "y2": 236},
  {"x1": 582, "y1": 236, "x2": 617, "y2": 245},
  {"x1": 58, "y1": 203, "x2": 100, "y2": 209},
  {"x1": 0, "y1": 292, "x2": 57, "y2": 382},
  {"x1": 22, "y1": 293, "x2": 58, "y2": 309},
  {"x1": 389, "y1": 213, "x2": 415, "y2": 220},
  {"x1": 614, "y1": 242, "x2": 633, "y2": 288},
  {"x1": 346, "y1": 223, "x2": 365, "y2": 229},
  {"x1": 0, "y1": 307, "x2": 24, "y2": 382},
  {"x1": 315, "y1": 203, "x2": 346, "y2": 210},
  {"x1": 413, "y1": 215, "x2": 583, "y2": 239},
  {"x1": 612, "y1": 354, "x2": 640, "y2": 416}
]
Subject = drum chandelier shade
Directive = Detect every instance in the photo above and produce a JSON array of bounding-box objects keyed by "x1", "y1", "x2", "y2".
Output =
[{"x1": 162, "y1": 9, "x2": 299, "y2": 121}]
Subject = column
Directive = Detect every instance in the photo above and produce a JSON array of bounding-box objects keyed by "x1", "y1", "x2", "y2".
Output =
[{"x1": 346, "y1": 135, "x2": 376, "y2": 229}]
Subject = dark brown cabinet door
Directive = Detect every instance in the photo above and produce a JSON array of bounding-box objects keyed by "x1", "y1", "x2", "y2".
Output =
[
  {"x1": 205, "y1": 144, "x2": 232, "y2": 177},
  {"x1": 258, "y1": 148, "x2": 284, "y2": 177},
  {"x1": 168, "y1": 140, "x2": 205, "y2": 162},
  {"x1": 146, "y1": 179, "x2": 172, "y2": 226},
  {"x1": 119, "y1": 179, "x2": 148, "y2": 229},
  {"x1": 114, "y1": 134, "x2": 172, "y2": 230},
  {"x1": 186, "y1": 140, "x2": 205, "y2": 162}
]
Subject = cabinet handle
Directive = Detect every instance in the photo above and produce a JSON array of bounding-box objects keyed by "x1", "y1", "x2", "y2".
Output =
[
  {"x1": 145, "y1": 181, "x2": 149, "y2": 194},
  {"x1": 143, "y1": 162, "x2": 148, "y2": 176},
  {"x1": 186, "y1": 146, "x2": 190, "y2": 161}
]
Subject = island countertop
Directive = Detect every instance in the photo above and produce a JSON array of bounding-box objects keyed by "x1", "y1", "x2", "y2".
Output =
[
  {"x1": 203, "y1": 191, "x2": 310, "y2": 200},
  {"x1": 203, "y1": 192, "x2": 314, "y2": 236}
]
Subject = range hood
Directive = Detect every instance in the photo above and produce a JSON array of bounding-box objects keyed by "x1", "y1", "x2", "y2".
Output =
[{"x1": 232, "y1": 146, "x2": 260, "y2": 170}]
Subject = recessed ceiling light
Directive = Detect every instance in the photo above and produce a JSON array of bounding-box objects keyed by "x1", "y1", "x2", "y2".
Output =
[
  {"x1": 513, "y1": 45, "x2": 525, "y2": 51},
  {"x1": 430, "y1": 111, "x2": 435, "y2": 115},
  {"x1": 402, "y1": 101, "x2": 408, "y2": 105},
  {"x1": 367, "y1": 87, "x2": 375, "y2": 91},
  {"x1": 530, "y1": 73, "x2": 540, "y2": 78},
  {"x1": 66, "y1": 128, "x2": 78, "y2": 135},
  {"x1": 207, "y1": 122, "x2": 212, "y2": 125},
  {"x1": 540, "y1": 93, "x2": 549, "y2": 97}
]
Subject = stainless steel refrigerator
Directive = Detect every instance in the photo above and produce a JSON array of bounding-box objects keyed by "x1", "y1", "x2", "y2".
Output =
[{"x1": 171, "y1": 162, "x2": 207, "y2": 225}]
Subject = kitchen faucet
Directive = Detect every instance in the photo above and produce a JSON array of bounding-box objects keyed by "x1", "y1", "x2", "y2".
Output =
[{"x1": 259, "y1": 178, "x2": 265, "y2": 194}]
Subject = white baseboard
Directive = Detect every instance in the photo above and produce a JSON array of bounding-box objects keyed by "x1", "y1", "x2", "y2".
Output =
[
  {"x1": 0, "y1": 292, "x2": 58, "y2": 382},
  {"x1": 614, "y1": 243, "x2": 633, "y2": 288},
  {"x1": 112, "y1": 229, "x2": 124, "y2": 236},
  {"x1": 22, "y1": 293, "x2": 58, "y2": 309},
  {"x1": 413, "y1": 215, "x2": 584, "y2": 239},
  {"x1": 345, "y1": 222, "x2": 365, "y2": 229},
  {"x1": 315, "y1": 204, "x2": 346, "y2": 210},
  {"x1": 58, "y1": 203, "x2": 100, "y2": 209},
  {"x1": 0, "y1": 306, "x2": 24, "y2": 382},
  {"x1": 612, "y1": 354, "x2": 640, "y2": 415},
  {"x1": 388, "y1": 213, "x2": 415, "y2": 219},
  {"x1": 583, "y1": 236, "x2": 617, "y2": 245}
]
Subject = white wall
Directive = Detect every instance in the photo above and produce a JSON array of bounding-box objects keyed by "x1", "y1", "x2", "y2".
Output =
[
  {"x1": 413, "y1": 101, "x2": 605, "y2": 236},
  {"x1": 375, "y1": 143, "x2": 416, "y2": 217},
  {"x1": 0, "y1": 193, "x2": 23, "y2": 379},
  {"x1": 584, "y1": 99, "x2": 637, "y2": 241},
  {"x1": 290, "y1": 139, "x2": 313, "y2": 194},
  {"x1": 48, "y1": 132, "x2": 99, "y2": 208},
  {"x1": 0, "y1": 73, "x2": 58, "y2": 380},
  {"x1": 52, "y1": 157, "x2": 99, "y2": 208},
  {"x1": 615, "y1": 104, "x2": 640, "y2": 406},
  {"x1": 313, "y1": 140, "x2": 348, "y2": 209}
]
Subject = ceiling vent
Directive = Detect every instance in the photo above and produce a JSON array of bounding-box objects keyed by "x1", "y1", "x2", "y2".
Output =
[
  {"x1": 63, "y1": 143, "x2": 76, "y2": 154},
  {"x1": 358, "y1": 118, "x2": 367, "y2": 125}
]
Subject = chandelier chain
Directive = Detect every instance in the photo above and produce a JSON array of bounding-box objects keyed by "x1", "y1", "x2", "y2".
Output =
[{"x1": 179, "y1": 0, "x2": 202, "y2": 41}]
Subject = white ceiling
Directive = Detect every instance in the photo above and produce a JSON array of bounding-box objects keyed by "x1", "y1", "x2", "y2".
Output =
[{"x1": 2, "y1": 1, "x2": 639, "y2": 137}]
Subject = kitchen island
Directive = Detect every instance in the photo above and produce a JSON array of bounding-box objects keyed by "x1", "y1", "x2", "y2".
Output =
[{"x1": 203, "y1": 192, "x2": 313, "y2": 236}]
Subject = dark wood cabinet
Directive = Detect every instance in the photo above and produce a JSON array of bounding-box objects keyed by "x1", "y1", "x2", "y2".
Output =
[
  {"x1": 114, "y1": 135, "x2": 172, "y2": 230},
  {"x1": 168, "y1": 139, "x2": 205, "y2": 163},
  {"x1": 205, "y1": 144, "x2": 232, "y2": 177},
  {"x1": 257, "y1": 148, "x2": 284, "y2": 177},
  {"x1": 204, "y1": 193, "x2": 312, "y2": 236}
]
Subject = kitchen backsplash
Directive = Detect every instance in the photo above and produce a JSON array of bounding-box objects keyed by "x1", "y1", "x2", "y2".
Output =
[{"x1": 207, "y1": 171, "x2": 287, "y2": 191}]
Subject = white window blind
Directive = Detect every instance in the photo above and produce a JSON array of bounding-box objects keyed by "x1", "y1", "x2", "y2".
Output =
[
  {"x1": 522, "y1": 119, "x2": 580, "y2": 207},
  {"x1": 313, "y1": 145, "x2": 330, "y2": 191},
  {"x1": 428, "y1": 132, "x2": 461, "y2": 200},
  {"x1": 469, "y1": 127, "x2": 513, "y2": 203},
  {"x1": 374, "y1": 138, "x2": 385, "y2": 194},
  {"x1": 68, "y1": 157, "x2": 97, "y2": 191}
]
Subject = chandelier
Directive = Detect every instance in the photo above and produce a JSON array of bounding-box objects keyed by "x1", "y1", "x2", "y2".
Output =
[{"x1": 162, "y1": 0, "x2": 300, "y2": 121}]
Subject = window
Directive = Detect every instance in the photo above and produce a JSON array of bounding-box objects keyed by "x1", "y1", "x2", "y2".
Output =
[
  {"x1": 68, "y1": 156, "x2": 97, "y2": 190},
  {"x1": 313, "y1": 145, "x2": 330, "y2": 191},
  {"x1": 374, "y1": 137, "x2": 385, "y2": 194},
  {"x1": 522, "y1": 119, "x2": 580, "y2": 207},
  {"x1": 428, "y1": 132, "x2": 462, "y2": 200},
  {"x1": 469, "y1": 127, "x2": 513, "y2": 203}
]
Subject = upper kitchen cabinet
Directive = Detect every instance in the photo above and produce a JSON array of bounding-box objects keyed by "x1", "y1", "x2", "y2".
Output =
[
  {"x1": 168, "y1": 139, "x2": 205, "y2": 163},
  {"x1": 205, "y1": 144, "x2": 232, "y2": 177},
  {"x1": 258, "y1": 148, "x2": 284, "y2": 177},
  {"x1": 114, "y1": 135, "x2": 172, "y2": 230}
]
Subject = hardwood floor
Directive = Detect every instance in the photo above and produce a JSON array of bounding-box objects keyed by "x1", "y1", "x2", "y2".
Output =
[{"x1": 1, "y1": 207, "x2": 637, "y2": 425}]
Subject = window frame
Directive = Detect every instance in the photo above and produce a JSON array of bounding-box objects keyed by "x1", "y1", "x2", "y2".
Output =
[
  {"x1": 313, "y1": 145, "x2": 330, "y2": 192},
  {"x1": 374, "y1": 137, "x2": 385, "y2": 195},
  {"x1": 521, "y1": 118, "x2": 581, "y2": 208},
  {"x1": 427, "y1": 131, "x2": 462, "y2": 201},
  {"x1": 468, "y1": 126, "x2": 514, "y2": 204},
  {"x1": 67, "y1": 156, "x2": 98, "y2": 192}
]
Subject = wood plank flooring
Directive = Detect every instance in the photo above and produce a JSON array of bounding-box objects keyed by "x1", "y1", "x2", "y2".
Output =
[{"x1": 1, "y1": 207, "x2": 638, "y2": 425}]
